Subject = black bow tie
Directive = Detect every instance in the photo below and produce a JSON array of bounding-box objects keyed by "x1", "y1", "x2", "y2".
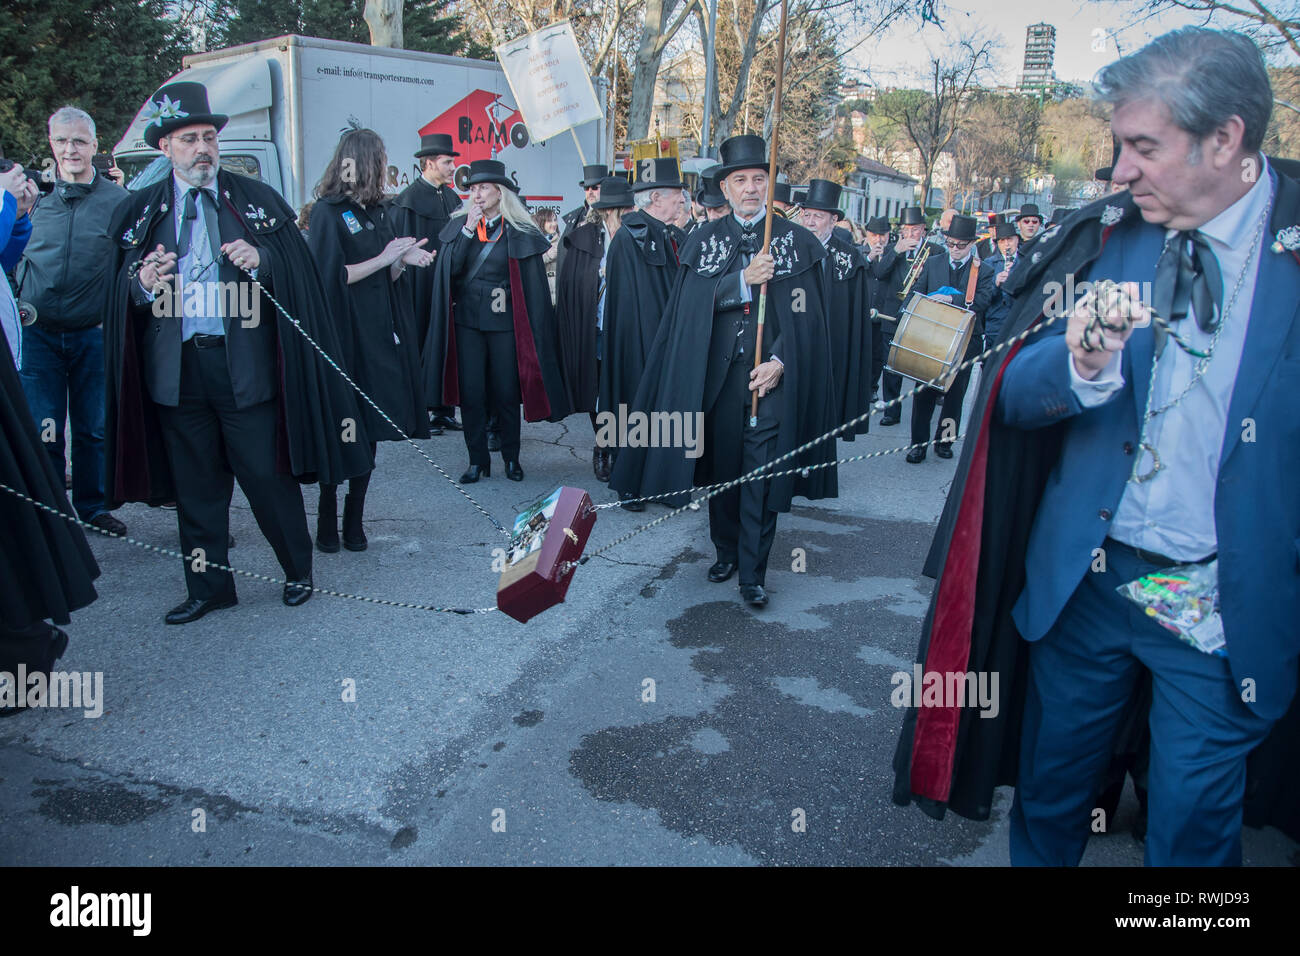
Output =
[{"x1": 739, "y1": 225, "x2": 760, "y2": 254}]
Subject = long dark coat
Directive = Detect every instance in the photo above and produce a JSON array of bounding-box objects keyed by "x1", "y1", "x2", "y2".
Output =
[
  {"x1": 554, "y1": 221, "x2": 604, "y2": 413},
  {"x1": 822, "y1": 231, "x2": 873, "y2": 440},
  {"x1": 390, "y1": 177, "x2": 461, "y2": 354}
]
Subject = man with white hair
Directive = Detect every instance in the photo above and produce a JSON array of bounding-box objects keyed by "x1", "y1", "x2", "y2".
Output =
[{"x1": 15, "y1": 106, "x2": 129, "y2": 538}]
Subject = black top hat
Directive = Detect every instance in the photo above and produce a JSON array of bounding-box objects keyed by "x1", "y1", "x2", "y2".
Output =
[
  {"x1": 592, "y1": 176, "x2": 635, "y2": 209},
  {"x1": 800, "y1": 179, "x2": 844, "y2": 219},
  {"x1": 580, "y1": 164, "x2": 609, "y2": 187},
  {"x1": 415, "y1": 133, "x2": 459, "y2": 159},
  {"x1": 1017, "y1": 203, "x2": 1042, "y2": 221},
  {"x1": 715, "y1": 135, "x2": 771, "y2": 180},
  {"x1": 632, "y1": 157, "x2": 683, "y2": 192},
  {"x1": 791, "y1": 189, "x2": 807, "y2": 205},
  {"x1": 943, "y1": 214, "x2": 978, "y2": 241},
  {"x1": 994, "y1": 221, "x2": 1018, "y2": 240},
  {"x1": 864, "y1": 215, "x2": 891, "y2": 235},
  {"x1": 143, "y1": 82, "x2": 228, "y2": 149},
  {"x1": 464, "y1": 159, "x2": 519, "y2": 192},
  {"x1": 772, "y1": 182, "x2": 792, "y2": 205},
  {"x1": 898, "y1": 205, "x2": 925, "y2": 226},
  {"x1": 695, "y1": 165, "x2": 728, "y2": 209}
]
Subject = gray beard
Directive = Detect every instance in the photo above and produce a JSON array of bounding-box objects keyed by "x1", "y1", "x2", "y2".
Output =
[{"x1": 176, "y1": 161, "x2": 216, "y2": 188}]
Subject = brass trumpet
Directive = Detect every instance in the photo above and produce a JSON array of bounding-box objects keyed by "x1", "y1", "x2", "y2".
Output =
[{"x1": 896, "y1": 243, "x2": 930, "y2": 300}]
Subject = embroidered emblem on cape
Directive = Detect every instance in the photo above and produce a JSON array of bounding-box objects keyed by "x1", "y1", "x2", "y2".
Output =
[
  {"x1": 245, "y1": 203, "x2": 273, "y2": 230},
  {"x1": 121, "y1": 203, "x2": 152, "y2": 244},
  {"x1": 1031, "y1": 251, "x2": 1042, "y2": 264},
  {"x1": 832, "y1": 248, "x2": 855, "y2": 281},
  {"x1": 1100, "y1": 205, "x2": 1125, "y2": 227},
  {"x1": 768, "y1": 230, "x2": 799, "y2": 275},
  {"x1": 695, "y1": 233, "x2": 733, "y2": 276},
  {"x1": 1270, "y1": 225, "x2": 1300, "y2": 254},
  {"x1": 1037, "y1": 223, "x2": 1061, "y2": 244},
  {"x1": 144, "y1": 95, "x2": 187, "y2": 127}
]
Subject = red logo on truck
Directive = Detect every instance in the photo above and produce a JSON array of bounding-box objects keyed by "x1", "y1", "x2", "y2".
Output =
[{"x1": 419, "y1": 90, "x2": 530, "y2": 190}]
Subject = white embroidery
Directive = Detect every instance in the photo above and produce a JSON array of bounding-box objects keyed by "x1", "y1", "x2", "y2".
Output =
[
  {"x1": 121, "y1": 203, "x2": 152, "y2": 244},
  {"x1": 1271, "y1": 225, "x2": 1300, "y2": 253},
  {"x1": 1031, "y1": 251, "x2": 1042, "y2": 264},
  {"x1": 245, "y1": 203, "x2": 271, "y2": 229},
  {"x1": 1037, "y1": 223, "x2": 1061, "y2": 244},
  {"x1": 832, "y1": 248, "x2": 855, "y2": 281},
  {"x1": 769, "y1": 230, "x2": 799, "y2": 275},
  {"x1": 695, "y1": 234, "x2": 733, "y2": 276},
  {"x1": 1100, "y1": 205, "x2": 1125, "y2": 227}
]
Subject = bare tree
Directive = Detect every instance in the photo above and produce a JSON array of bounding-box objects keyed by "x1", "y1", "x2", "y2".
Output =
[
  {"x1": 364, "y1": 0, "x2": 404, "y2": 47},
  {"x1": 1094, "y1": 0, "x2": 1300, "y2": 59},
  {"x1": 950, "y1": 92, "x2": 1041, "y2": 210}
]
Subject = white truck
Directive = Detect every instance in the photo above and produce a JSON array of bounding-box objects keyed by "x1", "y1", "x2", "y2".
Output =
[{"x1": 112, "y1": 34, "x2": 604, "y2": 219}]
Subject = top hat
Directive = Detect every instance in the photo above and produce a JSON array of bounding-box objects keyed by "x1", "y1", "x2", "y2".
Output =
[
  {"x1": 715, "y1": 135, "x2": 771, "y2": 180},
  {"x1": 994, "y1": 221, "x2": 1018, "y2": 240},
  {"x1": 464, "y1": 159, "x2": 519, "y2": 192},
  {"x1": 695, "y1": 165, "x2": 728, "y2": 209},
  {"x1": 1017, "y1": 203, "x2": 1042, "y2": 221},
  {"x1": 943, "y1": 214, "x2": 978, "y2": 241},
  {"x1": 580, "y1": 164, "x2": 609, "y2": 187},
  {"x1": 592, "y1": 176, "x2": 635, "y2": 209},
  {"x1": 143, "y1": 82, "x2": 228, "y2": 149},
  {"x1": 898, "y1": 205, "x2": 925, "y2": 226},
  {"x1": 632, "y1": 157, "x2": 683, "y2": 192},
  {"x1": 415, "y1": 132, "x2": 459, "y2": 159},
  {"x1": 791, "y1": 189, "x2": 807, "y2": 205},
  {"x1": 772, "y1": 182, "x2": 792, "y2": 205},
  {"x1": 800, "y1": 179, "x2": 844, "y2": 219},
  {"x1": 864, "y1": 215, "x2": 891, "y2": 235}
]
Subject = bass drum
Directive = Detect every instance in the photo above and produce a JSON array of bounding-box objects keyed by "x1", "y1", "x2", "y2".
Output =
[{"x1": 885, "y1": 292, "x2": 976, "y2": 392}]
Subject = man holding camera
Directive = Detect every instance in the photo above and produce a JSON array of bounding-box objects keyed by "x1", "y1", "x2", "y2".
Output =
[{"x1": 14, "y1": 108, "x2": 129, "y2": 538}]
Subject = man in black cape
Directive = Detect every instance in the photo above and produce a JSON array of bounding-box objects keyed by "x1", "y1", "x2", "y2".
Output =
[
  {"x1": 600, "y1": 158, "x2": 685, "y2": 507},
  {"x1": 391, "y1": 132, "x2": 464, "y2": 434},
  {"x1": 608, "y1": 135, "x2": 838, "y2": 608},
  {"x1": 861, "y1": 214, "x2": 892, "y2": 399},
  {"x1": 798, "y1": 179, "x2": 872, "y2": 441},
  {"x1": 104, "y1": 82, "x2": 374, "y2": 624},
  {"x1": 891, "y1": 28, "x2": 1300, "y2": 858}
]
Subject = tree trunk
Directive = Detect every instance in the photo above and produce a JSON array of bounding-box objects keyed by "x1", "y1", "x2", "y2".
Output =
[
  {"x1": 364, "y1": 0, "x2": 404, "y2": 48},
  {"x1": 627, "y1": 0, "x2": 680, "y2": 141}
]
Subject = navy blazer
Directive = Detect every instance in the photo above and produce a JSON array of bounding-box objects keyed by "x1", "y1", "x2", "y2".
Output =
[{"x1": 995, "y1": 172, "x2": 1300, "y2": 719}]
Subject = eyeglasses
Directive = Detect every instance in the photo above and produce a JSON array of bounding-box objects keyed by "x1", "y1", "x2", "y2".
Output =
[
  {"x1": 946, "y1": 239, "x2": 973, "y2": 250},
  {"x1": 51, "y1": 137, "x2": 93, "y2": 150},
  {"x1": 173, "y1": 132, "x2": 219, "y2": 147}
]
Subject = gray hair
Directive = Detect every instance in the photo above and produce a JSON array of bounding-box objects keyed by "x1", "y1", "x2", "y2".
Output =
[
  {"x1": 1094, "y1": 27, "x2": 1271, "y2": 153},
  {"x1": 48, "y1": 106, "x2": 96, "y2": 138},
  {"x1": 634, "y1": 189, "x2": 657, "y2": 210}
]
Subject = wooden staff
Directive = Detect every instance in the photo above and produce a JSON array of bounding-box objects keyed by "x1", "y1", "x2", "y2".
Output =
[{"x1": 750, "y1": 0, "x2": 789, "y2": 427}]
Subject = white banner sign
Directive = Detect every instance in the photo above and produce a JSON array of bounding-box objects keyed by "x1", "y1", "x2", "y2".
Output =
[{"x1": 495, "y1": 21, "x2": 602, "y2": 143}]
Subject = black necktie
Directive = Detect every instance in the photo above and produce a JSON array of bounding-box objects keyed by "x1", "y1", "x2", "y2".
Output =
[
  {"x1": 176, "y1": 187, "x2": 221, "y2": 266},
  {"x1": 1152, "y1": 230, "x2": 1223, "y2": 334}
]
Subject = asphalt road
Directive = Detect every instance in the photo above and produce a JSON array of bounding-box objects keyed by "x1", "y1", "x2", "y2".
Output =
[{"x1": 2, "y1": 387, "x2": 1295, "y2": 866}]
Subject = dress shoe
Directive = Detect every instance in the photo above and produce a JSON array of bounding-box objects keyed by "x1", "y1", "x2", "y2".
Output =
[
  {"x1": 593, "y1": 447, "x2": 612, "y2": 483},
  {"x1": 164, "y1": 594, "x2": 237, "y2": 625},
  {"x1": 879, "y1": 413, "x2": 900, "y2": 426},
  {"x1": 740, "y1": 584, "x2": 768, "y2": 608},
  {"x1": 89, "y1": 512, "x2": 127, "y2": 536},
  {"x1": 431, "y1": 413, "x2": 462, "y2": 431},
  {"x1": 935, "y1": 443, "x2": 953, "y2": 459},
  {"x1": 707, "y1": 560, "x2": 737, "y2": 583},
  {"x1": 283, "y1": 577, "x2": 313, "y2": 607},
  {"x1": 460, "y1": 463, "x2": 490, "y2": 483},
  {"x1": 619, "y1": 490, "x2": 645, "y2": 512},
  {"x1": 487, "y1": 430, "x2": 502, "y2": 452},
  {"x1": 428, "y1": 424, "x2": 444, "y2": 436},
  {"x1": 905, "y1": 447, "x2": 926, "y2": 464},
  {"x1": 504, "y1": 460, "x2": 524, "y2": 482}
]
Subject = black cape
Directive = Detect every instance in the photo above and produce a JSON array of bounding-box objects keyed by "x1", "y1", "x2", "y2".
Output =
[
  {"x1": 390, "y1": 177, "x2": 461, "y2": 354},
  {"x1": 890, "y1": 185, "x2": 1300, "y2": 841},
  {"x1": 0, "y1": 333, "x2": 99, "y2": 629},
  {"x1": 553, "y1": 221, "x2": 604, "y2": 413},
  {"x1": 599, "y1": 210, "x2": 680, "y2": 416},
  {"x1": 608, "y1": 214, "x2": 839, "y2": 509},
  {"x1": 307, "y1": 196, "x2": 429, "y2": 442},
  {"x1": 104, "y1": 169, "x2": 374, "y2": 507},
  {"x1": 422, "y1": 216, "x2": 571, "y2": 423},
  {"x1": 822, "y1": 231, "x2": 873, "y2": 440}
]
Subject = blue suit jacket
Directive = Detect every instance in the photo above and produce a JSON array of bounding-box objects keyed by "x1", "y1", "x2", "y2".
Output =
[{"x1": 995, "y1": 176, "x2": 1300, "y2": 720}]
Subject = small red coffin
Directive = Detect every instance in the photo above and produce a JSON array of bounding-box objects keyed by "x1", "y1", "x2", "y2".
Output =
[{"x1": 497, "y1": 486, "x2": 596, "y2": 623}]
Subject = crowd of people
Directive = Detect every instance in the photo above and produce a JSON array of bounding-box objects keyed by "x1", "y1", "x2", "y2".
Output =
[{"x1": 2, "y1": 25, "x2": 1297, "y2": 867}]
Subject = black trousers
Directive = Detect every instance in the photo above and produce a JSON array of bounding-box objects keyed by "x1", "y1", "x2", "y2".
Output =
[
  {"x1": 156, "y1": 340, "x2": 312, "y2": 601},
  {"x1": 704, "y1": 360, "x2": 780, "y2": 587},
  {"x1": 869, "y1": 322, "x2": 887, "y2": 396},
  {"x1": 456, "y1": 324, "x2": 520, "y2": 466},
  {"x1": 878, "y1": 320, "x2": 903, "y2": 412},
  {"x1": 910, "y1": 334, "x2": 981, "y2": 449}
]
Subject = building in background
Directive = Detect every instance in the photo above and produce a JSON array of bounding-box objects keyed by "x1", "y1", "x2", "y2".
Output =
[
  {"x1": 846, "y1": 157, "x2": 917, "y2": 222},
  {"x1": 1018, "y1": 23, "x2": 1056, "y2": 93}
]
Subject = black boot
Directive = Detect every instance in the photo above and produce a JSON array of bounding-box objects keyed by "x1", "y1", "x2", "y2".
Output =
[
  {"x1": 316, "y1": 484, "x2": 340, "y2": 553},
  {"x1": 342, "y1": 473, "x2": 370, "y2": 552}
]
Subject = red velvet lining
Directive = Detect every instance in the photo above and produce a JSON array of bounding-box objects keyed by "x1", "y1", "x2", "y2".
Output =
[{"x1": 508, "y1": 258, "x2": 551, "y2": 421}]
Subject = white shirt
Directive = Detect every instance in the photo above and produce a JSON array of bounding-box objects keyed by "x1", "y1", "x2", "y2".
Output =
[{"x1": 1069, "y1": 157, "x2": 1272, "y2": 560}]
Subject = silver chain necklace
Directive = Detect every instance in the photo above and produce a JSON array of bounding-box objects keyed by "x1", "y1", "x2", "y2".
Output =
[{"x1": 1131, "y1": 185, "x2": 1273, "y2": 484}]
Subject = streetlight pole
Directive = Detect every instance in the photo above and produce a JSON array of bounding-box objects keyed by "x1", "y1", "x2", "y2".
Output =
[{"x1": 701, "y1": 0, "x2": 718, "y2": 158}]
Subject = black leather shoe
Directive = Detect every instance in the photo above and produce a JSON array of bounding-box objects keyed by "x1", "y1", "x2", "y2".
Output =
[
  {"x1": 905, "y1": 447, "x2": 926, "y2": 464},
  {"x1": 593, "y1": 447, "x2": 612, "y2": 483},
  {"x1": 164, "y1": 594, "x2": 237, "y2": 625},
  {"x1": 460, "y1": 463, "x2": 490, "y2": 483},
  {"x1": 89, "y1": 512, "x2": 127, "y2": 536},
  {"x1": 283, "y1": 577, "x2": 313, "y2": 607},
  {"x1": 504, "y1": 460, "x2": 524, "y2": 481},
  {"x1": 431, "y1": 413, "x2": 462, "y2": 432},
  {"x1": 619, "y1": 491, "x2": 645, "y2": 512},
  {"x1": 487, "y1": 431, "x2": 502, "y2": 452},
  {"x1": 935, "y1": 443, "x2": 953, "y2": 459},
  {"x1": 880, "y1": 414, "x2": 900, "y2": 426},
  {"x1": 708, "y1": 560, "x2": 737, "y2": 583},
  {"x1": 740, "y1": 584, "x2": 768, "y2": 607},
  {"x1": 428, "y1": 424, "x2": 444, "y2": 436}
]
